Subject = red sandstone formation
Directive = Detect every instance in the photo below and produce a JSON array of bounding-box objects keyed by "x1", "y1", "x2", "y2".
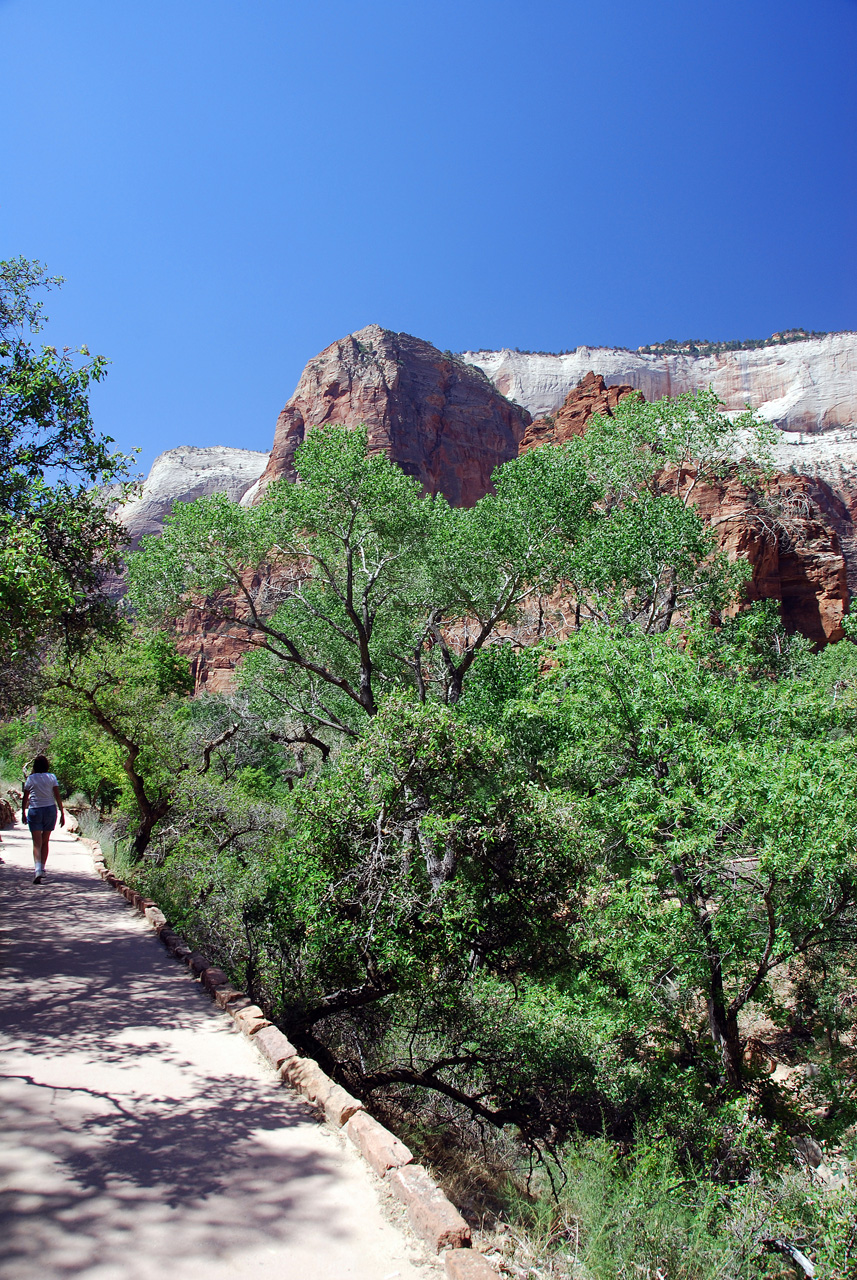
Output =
[
  {"x1": 174, "y1": 360, "x2": 852, "y2": 690},
  {"x1": 256, "y1": 324, "x2": 530, "y2": 508},
  {"x1": 519, "y1": 371, "x2": 638, "y2": 451},
  {"x1": 690, "y1": 472, "x2": 849, "y2": 645}
]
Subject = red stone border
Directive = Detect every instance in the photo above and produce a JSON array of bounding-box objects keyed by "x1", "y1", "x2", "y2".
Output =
[{"x1": 80, "y1": 838, "x2": 502, "y2": 1276}]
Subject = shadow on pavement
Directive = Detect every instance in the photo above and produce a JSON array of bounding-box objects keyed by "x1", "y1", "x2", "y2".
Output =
[{"x1": 0, "y1": 848, "x2": 370, "y2": 1280}]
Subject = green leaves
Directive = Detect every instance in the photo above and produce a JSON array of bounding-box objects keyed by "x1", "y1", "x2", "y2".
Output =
[
  {"x1": 479, "y1": 618, "x2": 857, "y2": 1082},
  {"x1": 0, "y1": 257, "x2": 135, "y2": 712},
  {"x1": 129, "y1": 388, "x2": 775, "y2": 736},
  {"x1": 582, "y1": 386, "x2": 777, "y2": 503}
]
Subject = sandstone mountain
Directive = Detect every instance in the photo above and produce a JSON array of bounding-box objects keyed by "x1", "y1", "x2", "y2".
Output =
[
  {"x1": 119, "y1": 446, "x2": 269, "y2": 546},
  {"x1": 461, "y1": 332, "x2": 857, "y2": 495},
  {"x1": 254, "y1": 324, "x2": 530, "y2": 507},
  {"x1": 125, "y1": 328, "x2": 857, "y2": 687}
]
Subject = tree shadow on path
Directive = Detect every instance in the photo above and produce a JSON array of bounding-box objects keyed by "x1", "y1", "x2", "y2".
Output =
[{"x1": 0, "y1": 846, "x2": 401, "y2": 1280}]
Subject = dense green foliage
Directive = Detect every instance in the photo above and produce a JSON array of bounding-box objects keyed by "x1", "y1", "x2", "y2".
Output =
[
  {"x1": 9, "y1": 392, "x2": 857, "y2": 1276},
  {"x1": 0, "y1": 258, "x2": 135, "y2": 712}
]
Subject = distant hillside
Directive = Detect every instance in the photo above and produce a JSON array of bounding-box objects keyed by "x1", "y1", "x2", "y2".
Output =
[
  {"x1": 463, "y1": 328, "x2": 843, "y2": 361},
  {"x1": 637, "y1": 329, "x2": 832, "y2": 358}
]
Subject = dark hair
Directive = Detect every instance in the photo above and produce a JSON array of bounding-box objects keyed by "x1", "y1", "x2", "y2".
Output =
[{"x1": 31, "y1": 755, "x2": 51, "y2": 773}]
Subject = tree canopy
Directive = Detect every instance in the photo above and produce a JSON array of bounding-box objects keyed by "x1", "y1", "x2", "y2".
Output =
[{"x1": 0, "y1": 257, "x2": 135, "y2": 712}]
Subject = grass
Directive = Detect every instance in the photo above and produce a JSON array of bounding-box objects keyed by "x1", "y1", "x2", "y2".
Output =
[
  {"x1": 72, "y1": 802, "x2": 136, "y2": 879},
  {"x1": 482, "y1": 1136, "x2": 857, "y2": 1280}
]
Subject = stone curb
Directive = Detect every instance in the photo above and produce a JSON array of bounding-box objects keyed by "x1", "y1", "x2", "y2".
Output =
[
  {"x1": 84, "y1": 840, "x2": 501, "y2": 1274},
  {"x1": 387, "y1": 1163, "x2": 471, "y2": 1253}
]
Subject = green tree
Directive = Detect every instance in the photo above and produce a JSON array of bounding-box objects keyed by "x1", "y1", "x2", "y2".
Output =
[
  {"x1": 129, "y1": 424, "x2": 604, "y2": 741},
  {"x1": 46, "y1": 627, "x2": 205, "y2": 854},
  {"x1": 130, "y1": 408, "x2": 754, "y2": 745},
  {"x1": 0, "y1": 257, "x2": 135, "y2": 712},
  {"x1": 473, "y1": 616, "x2": 857, "y2": 1089},
  {"x1": 568, "y1": 388, "x2": 775, "y2": 631}
]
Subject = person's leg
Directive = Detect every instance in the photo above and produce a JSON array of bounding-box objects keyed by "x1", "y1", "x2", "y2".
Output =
[
  {"x1": 42, "y1": 829, "x2": 51, "y2": 869},
  {"x1": 31, "y1": 828, "x2": 44, "y2": 878}
]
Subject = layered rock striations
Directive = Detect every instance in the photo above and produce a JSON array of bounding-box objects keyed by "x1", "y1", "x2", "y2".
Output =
[
  {"x1": 690, "y1": 472, "x2": 849, "y2": 645},
  {"x1": 463, "y1": 336, "x2": 857, "y2": 634},
  {"x1": 255, "y1": 324, "x2": 530, "y2": 507},
  {"x1": 460, "y1": 333, "x2": 857, "y2": 435}
]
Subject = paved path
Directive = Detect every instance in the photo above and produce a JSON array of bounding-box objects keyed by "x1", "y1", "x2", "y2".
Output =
[{"x1": 0, "y1": 822, "x2": 432, "y2": 1280}]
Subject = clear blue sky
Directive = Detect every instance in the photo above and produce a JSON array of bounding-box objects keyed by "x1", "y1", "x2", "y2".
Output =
[{"x1": 2, "y1": 0, "x2": 855, "y2": 472}]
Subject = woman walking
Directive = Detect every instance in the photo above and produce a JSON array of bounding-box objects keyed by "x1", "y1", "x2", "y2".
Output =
[{"x1": 22, "y1": 756, "x2": 65, "y2": 884}]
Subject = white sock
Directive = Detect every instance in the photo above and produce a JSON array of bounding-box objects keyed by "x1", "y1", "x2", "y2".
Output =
[{"x1": 34, "y1": 862, "x2": 43, "y2": 875}]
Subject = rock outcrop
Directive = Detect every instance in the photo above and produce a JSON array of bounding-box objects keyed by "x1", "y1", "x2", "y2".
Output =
[
  {"x1": 693, "y1": 472, "x2": 850, "y2": 645},
  {"x1": 120, "y1": 446, "x2": 269, "y2": 546},
  {"x1": 173, "y1": 576, "x2": 266, "y2": 695},
  {"x1": 519, "y1": 371, "x2": 637, "y2": 452},
  {"x1": 255, "y1": 325, "x2": 530, "y2": 508}
]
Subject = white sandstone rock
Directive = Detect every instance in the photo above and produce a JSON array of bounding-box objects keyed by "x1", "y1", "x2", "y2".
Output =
[
  {"x1": 119, "y1": 445, "x2": 269, "y2": 544},
  {"x1": 461, "y1": 333, "x2": 857, "y2": 495},
  {"x1": 460, "y1": 333, "x2": 857, "y2": 432}
]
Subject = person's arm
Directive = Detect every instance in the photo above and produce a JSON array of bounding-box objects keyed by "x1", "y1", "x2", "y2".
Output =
[
  {"x1": 52, "y1": 784, "x2": 65, "y2": 827},
  {"x1": 22, "y1": 784, "x2": 30, "y2": 823}
]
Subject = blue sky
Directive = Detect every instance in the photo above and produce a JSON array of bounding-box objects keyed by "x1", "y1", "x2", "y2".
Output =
[{"x1": 2, "y1": 0, "x2": 855, "y2": 472}]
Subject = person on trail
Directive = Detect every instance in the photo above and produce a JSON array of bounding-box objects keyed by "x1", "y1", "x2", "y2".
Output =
[{"x1": 22, "y1": 756, "x2": 65, "y2": 884}]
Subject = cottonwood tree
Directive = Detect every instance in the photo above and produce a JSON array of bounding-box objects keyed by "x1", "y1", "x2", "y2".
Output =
[
  {"x1": 0, "y1": 257, "x2": 135, "y2": 712},
  {"x1": 130, "y1": 403, "x2": 765, "y2": 752},
  {"x1": 129, "y1": 424, "x2": 603, "y2": 742},
  {"x1": 493, "y1": 618, "x2": 857, "y2": 1089},
  {"x1": 564, "y1": 388, "x2": 776, "y2": 632}
]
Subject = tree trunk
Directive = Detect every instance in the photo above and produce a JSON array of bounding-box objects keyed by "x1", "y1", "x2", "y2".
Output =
[
  {"x1": 703, "y1": 941, "x2": 744, "y2": 1088},
  {"x1": 131, "y1": 797, "x2": 169, "y2": 858}
]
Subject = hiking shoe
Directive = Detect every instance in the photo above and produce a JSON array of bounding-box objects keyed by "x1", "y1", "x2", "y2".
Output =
[{"x1": 33, "y1": 873, "x2": 43, "y2": 884}]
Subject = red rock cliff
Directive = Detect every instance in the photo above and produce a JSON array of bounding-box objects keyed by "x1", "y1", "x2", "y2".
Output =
[
  {"x1": 257, "y1": 324, "x2": 530, "y2": 508},
  {"x1": 520, "y1": 371, "x2": 638, "y2": 451},
  {"x1": 519, "y1": 374, "x2": 850, "y2": 645}
]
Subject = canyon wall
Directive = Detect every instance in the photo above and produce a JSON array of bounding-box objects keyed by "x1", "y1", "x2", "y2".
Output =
[
  {"x1": 253, "y1": 324, "x2": 530, "y2": 507},
  {"x1": 460, "y1": 333, "x2": 857, "y2": 433}
]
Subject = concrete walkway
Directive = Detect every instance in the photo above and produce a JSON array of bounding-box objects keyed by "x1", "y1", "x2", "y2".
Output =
[{"x1": 0, "y1": 822, "x2": 433, "y2": 1280}]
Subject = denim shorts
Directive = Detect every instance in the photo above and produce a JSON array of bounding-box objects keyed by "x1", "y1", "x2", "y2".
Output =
[{"x1": 27, "y1": 805, "x2": 57, "y2": 832}]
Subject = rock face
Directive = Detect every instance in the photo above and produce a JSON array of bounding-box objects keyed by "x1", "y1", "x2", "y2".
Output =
[
  {"x1": 256, "y1": 324, "x2": 530, "y2": 507},
  {"x1": 461, "y1": 333, "x2": 857, "y2": 434},
  {"x1": 519, "y1": 371, "x2": 637, "y2": 452},
  {"x1": 120, "y1": 446, "x2": 269, "y2": 546},
  {"x1": 517, "y1": 372, "x2": 851, "y2": 645},
  {"x1": 692, "y1": 472, "x2": 850, "y2": 645},
  {"x1": 173, "y1": 579, "x2": 263, "y2": 695}
]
